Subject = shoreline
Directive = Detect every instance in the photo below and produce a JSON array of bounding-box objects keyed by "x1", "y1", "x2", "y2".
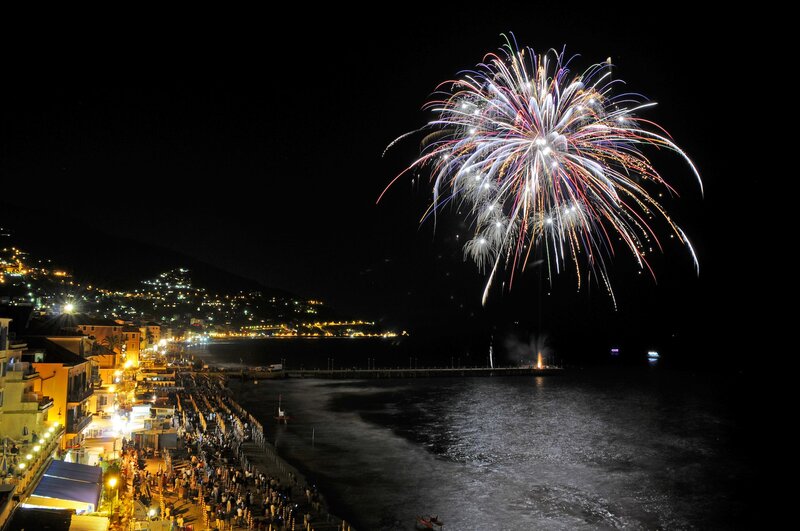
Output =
[
  {"x1": 176, "y1": 372, "x2": 354, "y2": 530},
  {"x1": 224, "y1": 379, "x2": 367, "y2": 531}
]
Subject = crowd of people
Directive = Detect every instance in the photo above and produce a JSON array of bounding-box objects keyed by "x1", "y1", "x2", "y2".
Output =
[{"x1": 162, "y1": 373, "x2": 334, "y2": 530}]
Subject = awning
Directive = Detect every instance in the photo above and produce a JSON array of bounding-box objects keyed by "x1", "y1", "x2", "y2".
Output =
[
  {"x1": 5, "y1": 507, "x2": 72, "y2": 531},
  {"x1": 23, "y1": 494, "x2": 92, "y2": 512},
  {"x1": 45, "y1": 460, "x2": 103, "y2": 483},
  {"x1": 28, "y1": 460, "x2": 103, "y2": 513}
]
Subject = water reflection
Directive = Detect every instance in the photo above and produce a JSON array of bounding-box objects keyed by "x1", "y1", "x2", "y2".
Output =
[{"x1": 232, "y1": 372, "x2": 742, "y2": 530}]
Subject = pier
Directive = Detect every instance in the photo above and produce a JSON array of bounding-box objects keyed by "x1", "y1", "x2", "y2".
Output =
[
  {"x1": 285, "y1": 367, "x2": 561, "y2": 379},
  {"x1": 208, "y1": 366, "x2": 562, "y2": 380}
]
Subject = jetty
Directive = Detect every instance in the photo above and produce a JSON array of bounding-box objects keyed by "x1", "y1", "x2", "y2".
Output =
[
  {"x1": 285, "y1": 367, "x2": 561, "y2": 379},
  {"x1": 209, "y1": 367, "x2": 561, "y2": 380}
]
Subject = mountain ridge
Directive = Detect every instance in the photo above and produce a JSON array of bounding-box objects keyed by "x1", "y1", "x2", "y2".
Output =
[{"x1": 1, "y1": 201, "x2": 292, "y2": 297}]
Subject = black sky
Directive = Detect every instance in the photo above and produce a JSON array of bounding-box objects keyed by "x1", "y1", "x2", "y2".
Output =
[{"x1": 1, "y1": 9, "x2": 751, "y2": 363}]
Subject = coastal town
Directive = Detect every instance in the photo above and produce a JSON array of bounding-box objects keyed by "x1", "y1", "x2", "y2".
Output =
[
  {"x1": 1, "y1": 239, "x2": 401, "y2": 340},
  {"x1": 0, "y1": 311, "x2": 352, "y2": 531}
]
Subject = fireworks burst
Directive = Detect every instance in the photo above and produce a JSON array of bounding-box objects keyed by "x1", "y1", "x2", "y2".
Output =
[{"x1": 382, "y1": 37, "x2": 701, "y2": 306}]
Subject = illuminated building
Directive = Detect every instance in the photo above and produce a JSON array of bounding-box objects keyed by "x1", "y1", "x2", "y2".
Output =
[
  {"x1": 139, "y1": 321, "x2": 161, "y2": 348},
  {"x1": 122, "y1": 325, "x2": 140, "y2": 366},
  {"x1": 76, "y1": 317, "x2": 124, "y2": 352},
  {"x1": 0, "y1": 318, "x2": 54, "y2": 445},
  {"x1": 28, "y1": 338, "x2": 94, "y2": 451},
  {"x1": 0, "y1": 318, "x2": 53, "y2": 443}
]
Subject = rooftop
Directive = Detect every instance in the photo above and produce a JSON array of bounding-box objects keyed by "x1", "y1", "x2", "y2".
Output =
[{"x1": 23, "y1": 337, "x2": 89, "y2": 366}]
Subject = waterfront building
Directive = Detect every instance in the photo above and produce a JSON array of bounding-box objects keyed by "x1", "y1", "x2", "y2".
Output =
[
  {"x1": 122, "y1": 325, "x2": 140, "y2": 367},
  {"x1": 27, "y1": 338, "x2": 94, "y2": 453},
  {"x1": 76, "y1": 318, "x2": 124, "y2": 360},
  {"x1": 0, "y1": 318, "x2": 54, "y2": 444},
  {"x1": 139, "y1": 321, "x2": 161, "y2": 349}
]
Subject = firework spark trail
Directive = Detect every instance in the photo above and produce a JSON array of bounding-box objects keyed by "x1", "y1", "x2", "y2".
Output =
[{"x1": 383, "y1": 37, "x2": 701, "y2": 306}]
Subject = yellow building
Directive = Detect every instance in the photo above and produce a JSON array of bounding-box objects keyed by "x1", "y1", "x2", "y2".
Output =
[
  {"x1": 0, "y1": 318, "x2": 54, "y2": 444},
  {"x1": 28, "y1": 338, "x2": 94, "y2": 451},
  {"x1": 139, "y1": 322, "x2": 161, "y2": 349},
  {"x1": 122, "y1": 325, "x2": 140, "y2": 367},
  {"x1": 76, "y1": 318, "x2": 124, "y2": 347}
]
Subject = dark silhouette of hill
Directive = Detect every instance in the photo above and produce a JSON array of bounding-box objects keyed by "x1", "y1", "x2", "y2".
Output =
[{"x1": 1, "y1": 201, "x2": 291, "y2": 297}]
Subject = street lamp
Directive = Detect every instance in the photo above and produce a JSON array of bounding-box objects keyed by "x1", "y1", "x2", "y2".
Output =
[{"x1": 107, "y1": 477, "x2": 118, "y2": 519}]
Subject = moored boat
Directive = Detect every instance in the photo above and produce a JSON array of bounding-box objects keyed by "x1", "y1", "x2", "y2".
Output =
[
  {"x1": 415, "y1": 515, "x2": 444, "y2": 530},
  {"x1": 274, "y1": 394, "x2": 290, "y2": 424}
]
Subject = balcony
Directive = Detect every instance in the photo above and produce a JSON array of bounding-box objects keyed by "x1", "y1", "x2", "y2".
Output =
[
  {"x1": 6, "y1": 362, "x2": 39, "y2": 380},
  {"x1": 67, "y1": 385, "x2": 94, "y2": 404},
  {"x1": 22, "y1": 392, "x2": 55, "y2": 411},
  {"x1": 67, "y1": 413, "x2": 93, "y2": 434}
]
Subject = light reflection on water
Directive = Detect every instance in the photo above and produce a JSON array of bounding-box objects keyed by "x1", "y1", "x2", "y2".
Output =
[{"x1": 230, "y1": 372, "x2": 745, "y2": 530}]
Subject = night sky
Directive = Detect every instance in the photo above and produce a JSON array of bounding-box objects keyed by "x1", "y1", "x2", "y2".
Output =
[{"x1": 1, "y1": 10, "x2": 749, "y2": 365}]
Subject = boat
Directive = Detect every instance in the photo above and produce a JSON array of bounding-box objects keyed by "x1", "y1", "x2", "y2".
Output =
[
  {"x1": 415, "y1": 515, "x2": 444, "y2": 530},
  {"x1": 274, "y1": 395, "x2": 290, "y2": 424}
]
